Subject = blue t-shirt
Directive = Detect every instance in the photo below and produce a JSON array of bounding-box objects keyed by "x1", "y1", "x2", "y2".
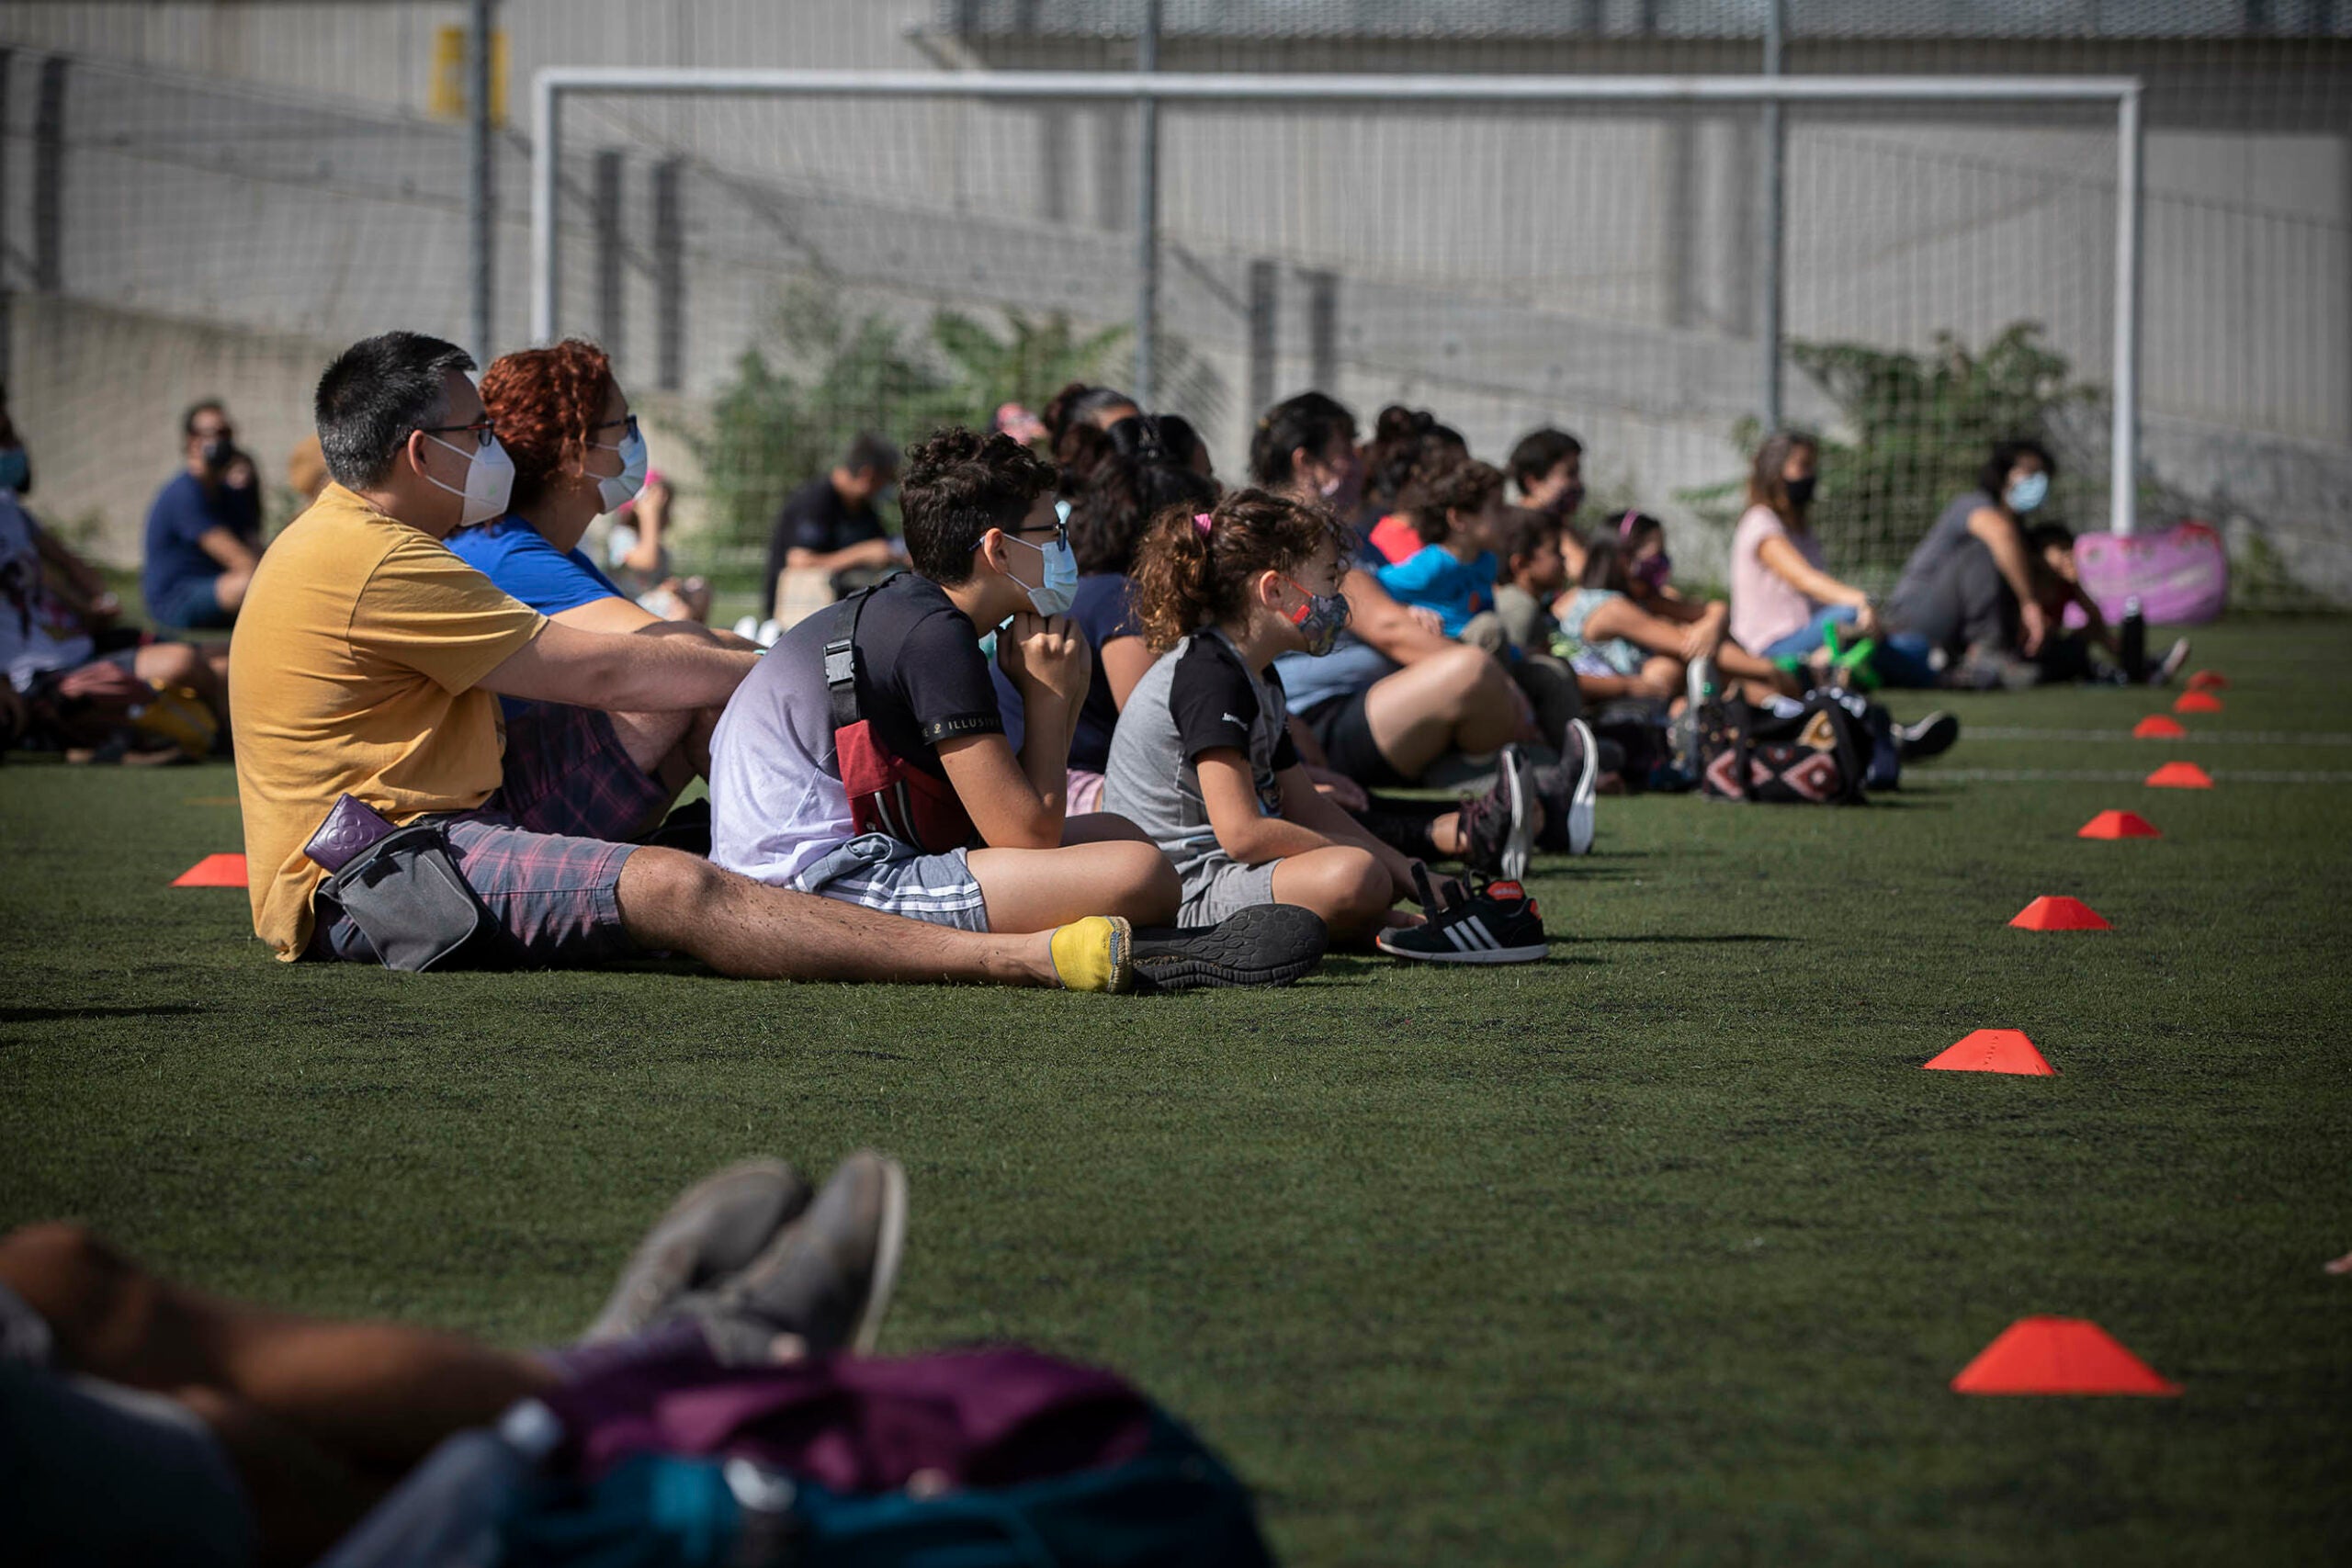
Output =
[
  {"x1": 141, "y1": 471, "x2": 261, "y2": 612},
  {"x1": 443, "y1": 515, "x2": 627, "y2": 615},
  {"x1": 992, "y1": 572, "x2": 1142, "y2": 774},
  {"x1": 1375, "y1": 546, "x2": 1499, "y2": 638}
]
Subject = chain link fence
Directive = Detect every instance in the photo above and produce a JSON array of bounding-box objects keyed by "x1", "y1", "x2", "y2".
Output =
[{"x1": 3, "y1": 1, "x2": 2346, "y2": 607}]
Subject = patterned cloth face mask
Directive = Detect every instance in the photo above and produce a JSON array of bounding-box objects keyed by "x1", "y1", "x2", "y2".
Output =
[{"x1": 1279, "y1": 574, "x2": 1351, "y2": 657}]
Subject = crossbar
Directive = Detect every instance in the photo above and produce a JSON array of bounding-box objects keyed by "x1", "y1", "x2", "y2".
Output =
[{"x1": 532, "y1": 68, "x2": 2143, "y2": 534}]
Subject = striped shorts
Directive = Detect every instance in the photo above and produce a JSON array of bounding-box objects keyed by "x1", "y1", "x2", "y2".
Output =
[{"x1": 791, "y1": 832, "x2": 990, "y2": 932}]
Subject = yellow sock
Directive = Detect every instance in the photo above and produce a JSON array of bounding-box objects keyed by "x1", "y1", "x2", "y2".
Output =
[{"x1": 1047, "y1": 916, "x2": 1132, "y2": 993}]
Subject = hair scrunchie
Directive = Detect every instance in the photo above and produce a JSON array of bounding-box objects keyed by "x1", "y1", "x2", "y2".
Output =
[{"x1": 1193, "y1": 512, "x2": 1215, "y2": 535}]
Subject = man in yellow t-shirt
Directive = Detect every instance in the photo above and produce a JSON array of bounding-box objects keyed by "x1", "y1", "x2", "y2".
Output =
[{"x1": 228, "y1": 331, "x2": 1319, "y2": 993}]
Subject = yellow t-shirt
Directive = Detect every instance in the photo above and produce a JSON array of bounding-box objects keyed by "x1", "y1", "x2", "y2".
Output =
[{"x1": 230, "y1": 483, "x2": 546, "y2": 959}]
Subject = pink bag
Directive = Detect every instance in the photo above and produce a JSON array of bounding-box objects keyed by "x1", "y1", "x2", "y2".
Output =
[{"x1": 2070, "y1": 521, "x2": 2228, "y2": 626}]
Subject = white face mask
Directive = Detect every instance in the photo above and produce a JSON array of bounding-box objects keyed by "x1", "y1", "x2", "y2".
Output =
[
  {"x1": 592, "y1": 425, "x2": 649, "y2": 513},
  {"x1": 424, "y1": 433, "x2": 515, "y2": 527}
]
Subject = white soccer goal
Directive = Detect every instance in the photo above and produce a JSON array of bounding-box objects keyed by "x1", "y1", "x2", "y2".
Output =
[{"x1": 526, "y1": 67, "x2": 2143, "y2": 588}]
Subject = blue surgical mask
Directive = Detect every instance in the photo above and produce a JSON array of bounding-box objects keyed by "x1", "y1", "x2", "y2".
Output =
[
  {"x1": 591, "y1": 425, "x2": 649, "y2": 513},
  {"x1": 0, "y1": 446, "x2": 25, "y2": 493},
  {"x1": 1006, "y1": 530, "x2": 1079, "y2": 617},
  {"x1": 2006, "y1": 471, "x2": 2050, "y2": 514}
]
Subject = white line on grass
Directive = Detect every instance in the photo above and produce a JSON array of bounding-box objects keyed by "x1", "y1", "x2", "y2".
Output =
[
  {"x1": 1928, "y1": 768, "x2": 2352, "y2": 783},
  {"x1": 1965, "y1": 728, "x2": 2352, "y2": 746}
]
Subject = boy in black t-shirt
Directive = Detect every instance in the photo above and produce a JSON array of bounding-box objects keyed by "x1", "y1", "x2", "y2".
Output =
[{"x1": 709, "y1": 427, "x2": 1183, "y2": 935}]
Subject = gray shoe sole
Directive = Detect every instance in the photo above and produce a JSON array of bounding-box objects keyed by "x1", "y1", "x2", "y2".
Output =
[
  {"x1": 1131, "y1": 904, "x2": 1329, "y2": 992},
  {"x1": 582, "y1": 1158, "x2": 808, "y2": 1344}
]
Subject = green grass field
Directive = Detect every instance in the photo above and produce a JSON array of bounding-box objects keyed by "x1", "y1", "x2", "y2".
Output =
[{"x1": 5, "y1": 620, "x2": 2349, "y2": 1564}]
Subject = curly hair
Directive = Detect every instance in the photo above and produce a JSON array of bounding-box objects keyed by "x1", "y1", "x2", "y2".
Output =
[
  {"x1": 478, "y1": 338, "x2": 614, "y2": 514},
  {"x1": 1396, "y1": 451, "x2": 1505, "y2": 547},
  {"x1": 1129, "y1": 486, "x2": 1348, "y2": 651},
  {"x1": 899, "y1": 425, "x2": 1060, "y2": 584}
]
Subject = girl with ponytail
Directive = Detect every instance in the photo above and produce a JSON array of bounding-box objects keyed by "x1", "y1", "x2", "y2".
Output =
[{"x1": 1104, "y1": 489, "x2": 1544, "y2": 960}]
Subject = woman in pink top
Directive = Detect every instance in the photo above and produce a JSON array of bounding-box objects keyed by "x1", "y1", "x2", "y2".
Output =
[{"x1": 1727, "y1": 431, "x2": 1880, "y2": 662}]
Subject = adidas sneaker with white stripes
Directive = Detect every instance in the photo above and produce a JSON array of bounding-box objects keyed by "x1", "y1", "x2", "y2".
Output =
[{"x1": 1375, "y1": 866, "x2": 1550, "y2": 965}]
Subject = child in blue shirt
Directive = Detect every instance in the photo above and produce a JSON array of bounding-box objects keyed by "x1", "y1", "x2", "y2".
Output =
[{"x1": 1374, "y1": 453, "x2": 1508, "y2": 640}]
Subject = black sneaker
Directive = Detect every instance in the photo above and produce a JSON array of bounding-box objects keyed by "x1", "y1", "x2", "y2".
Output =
[
  {"x1": 685, "y1": 1151, "x2": 908, "y2": 1360},
  {"x1": 1375, "y1": 865, "x2": 1549, "y2": 964},
  {"x1": 1130, "y1": 903, "x2": 1329, "y2": 993},
  {"x1": 1894, "y1": 710, "x2": 1960, "y2": 762},
  {"x1": 1455, "y1": 743, "x2": 1536, "y2": 879},
  {"x1": 581, "y1": 1159, "x2": 810, "y2": 1344},
  {"x1": 1532, "y1": 718, "x2": 1600, "y2": 855}
]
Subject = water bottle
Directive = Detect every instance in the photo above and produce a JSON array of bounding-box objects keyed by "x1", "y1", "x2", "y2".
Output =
[
  {"x1": 314, "y1": 1400, "x2": 562, "y2": 1568},
  {"x1": 2120, "y1": 596, "x2": 2146, "y2": 682}
]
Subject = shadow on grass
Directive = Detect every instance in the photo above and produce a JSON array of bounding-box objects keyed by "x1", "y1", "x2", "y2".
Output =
[
  {"x1": 1, "y1": 1003, "x2": 205, "y2": 1022},
  {"x1": 1572, "y1": 933, "x2": 1793, "y2": 945}
]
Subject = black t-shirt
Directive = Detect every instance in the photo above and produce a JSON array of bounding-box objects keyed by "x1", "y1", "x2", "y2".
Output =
[
  {"x1": 786, "y1": 571, "x2": 1001, "y2": 782},
  {"x1": 763, "y1": 477, "x2": 886, "y2": 615},
  {"x1": 1170, "y1": 632, "x2": 1299, "y2": 777}
]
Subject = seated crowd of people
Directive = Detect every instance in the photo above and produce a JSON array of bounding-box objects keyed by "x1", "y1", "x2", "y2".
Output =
[{"x1": 0, "y1": 333, "x2": 2190, "y2": 988}]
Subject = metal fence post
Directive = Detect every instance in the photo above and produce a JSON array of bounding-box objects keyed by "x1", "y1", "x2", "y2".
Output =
[
  {"x1": 1759, "y1": 0, "x2": 1785, "y2": 434},
  {"x1": 652, "y1": 156, "x2": 684, "y2": 392},
  {"x1": 531, "y1": 73, "x2": 559, "y2": 344},
  {"x1": 2111, "y1": 85, "x2": 2143, "y2": 536},
  {"x1": 32, "y1": 55, "x2": 64, "y2": 294},
  {"x1": 468, "y1": 0, "x2": 494, "y2": 365},
  {"x1": 1132, "y1": 0, "x2": 1161, "y2": 408},
  {"x1": 594, "y1": 148, "x2": 625, "y2": 355}
]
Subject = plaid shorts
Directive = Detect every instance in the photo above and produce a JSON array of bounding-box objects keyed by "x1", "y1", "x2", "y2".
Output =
[{"x1": 311, "y1": 703, "x2": 671, "y2": 967}]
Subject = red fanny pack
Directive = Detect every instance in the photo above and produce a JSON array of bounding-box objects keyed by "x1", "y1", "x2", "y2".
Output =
[{"x1": 823, "y1": 591, "x2": 978, "y2": 854}]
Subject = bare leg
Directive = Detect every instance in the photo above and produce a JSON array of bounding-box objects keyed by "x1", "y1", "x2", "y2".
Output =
[
  {"x1": 967, "y1": 840, "x2": 1180, "y2": 931},
  {"x1": 1269, "y1": 845, "x2": 1392, "y2": 947},
  {"x1": 1361, "y1": 647, "x2": 1520, "y2": 781},
  {"x1": 134, "y1": 640, "x2": 225, "y2": 712},
  {"x1": 211, "y1": 567, "x2": 254, "y2": 615},
  {"x1": 615, "y1": 847, "x2": 1058, "y2": 986},
  {"x1": 605, "y1": 705, "x2": 695, "y2": 774},
  {"x1": 0, "y1": 1224, "x2": 551, "y2": 1476}
]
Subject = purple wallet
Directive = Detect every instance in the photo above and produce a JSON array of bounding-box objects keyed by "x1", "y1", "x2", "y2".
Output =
[{"x1": 304, "y1": 793, "x2": 398, "y2": 874}]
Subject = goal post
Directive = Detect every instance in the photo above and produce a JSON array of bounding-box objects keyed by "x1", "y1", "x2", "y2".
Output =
[{"x1": 529, "y1": 67, "x2": 2144, "y2": 552}]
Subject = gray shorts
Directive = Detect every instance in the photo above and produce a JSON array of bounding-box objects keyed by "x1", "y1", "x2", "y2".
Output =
[
  {"x1": 1177, "y1": 853, "x2": 1280, "y2": 926},
  {"x1": 793, "y1": 832, "x2": 990, "y2": 932}
]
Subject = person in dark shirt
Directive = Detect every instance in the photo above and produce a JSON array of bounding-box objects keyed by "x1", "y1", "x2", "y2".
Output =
[
  {"x1": 993, "y1": 413, "x2": 1219, "y2": 813},
  {"x1": 141, "y1": 400, "x2": 265, "y2": 629},
  {"x1": 762, "y1": 432, "x2": 904, "y2": 617},
  {"x1": 712, "y1": 426, "x2": 1185, "y2": 936}
]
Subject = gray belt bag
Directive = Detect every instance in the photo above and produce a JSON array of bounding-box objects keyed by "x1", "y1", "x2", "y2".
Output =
[{"x1": 308, "y1": 795, "x2": 506, "y2": 972}]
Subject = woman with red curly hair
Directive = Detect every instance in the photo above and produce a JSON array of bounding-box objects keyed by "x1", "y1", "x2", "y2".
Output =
[{"x1": 451, "y1": 338, "x2": 745, "y2": 799}]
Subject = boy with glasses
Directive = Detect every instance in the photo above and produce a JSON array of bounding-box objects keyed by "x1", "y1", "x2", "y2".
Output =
[{"x1": 709, "y1": 428, "x2": 1316, "y2": 979}]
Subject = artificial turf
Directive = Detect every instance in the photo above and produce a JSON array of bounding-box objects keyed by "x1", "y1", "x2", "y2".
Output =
[{"x1": 3, "y1": 618, "x2": 2348, "y2": 1565}]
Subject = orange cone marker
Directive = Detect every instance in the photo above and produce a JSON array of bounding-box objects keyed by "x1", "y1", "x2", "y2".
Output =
[
  {"x1": 2146, "y1": 761, "x2": 2213, "y2": 789},
  {"x1": 1951, "y1": 1317, "x2": 2180, "y2": 1396},
  {"x1": 2078, "y1": 810, "x2": 2160, "y2": 840},
  {"x1": 2009, "y1": 896, "x2": 2109, "y2": 931},
  {"x1": 2187, "y1": 671, "x2": 2227, "y2": 691},
  {"x1": 1924, "y1": 1029, "x2": 2056, "y2": 1077},
  {"x1": 2132, "y1": 715, "x2": 2186, "y2": 739},
  {"x1": 2174, "y1": 691, "x2": 2223, "y2": 714},
  {"x1": 171, "y1": 852, "x2": 248, "y2": 888}
]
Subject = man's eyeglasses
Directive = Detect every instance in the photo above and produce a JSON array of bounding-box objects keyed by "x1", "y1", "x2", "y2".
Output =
[{"x1": 420, "y1": 417, "x2": 498, "y2": 448}]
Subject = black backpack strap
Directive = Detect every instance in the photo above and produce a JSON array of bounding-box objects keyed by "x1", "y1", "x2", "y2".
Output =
[{"x1": 820, "y1": 587, "x2": 879, "y2": 733}]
